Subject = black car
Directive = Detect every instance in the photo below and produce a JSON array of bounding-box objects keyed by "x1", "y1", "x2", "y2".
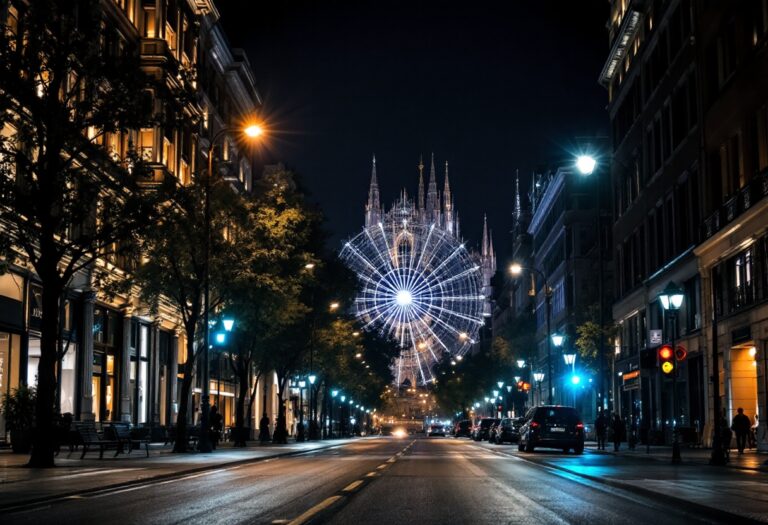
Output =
[
  {"x1": 518, "y1": 406, "x2": 585, "y2": 454},
  {"x1": 453, "y1": 420, "x2": 472, "y2": 438},
  {"x1": 428, "y1": 424, "x2": 446, "y2": 437},
  {"x1": 472, "y1": 418, "x2": 500, "y2": 441},
  {"x1": 490, "y1": 417, "x2": 523, "y2": 444}
]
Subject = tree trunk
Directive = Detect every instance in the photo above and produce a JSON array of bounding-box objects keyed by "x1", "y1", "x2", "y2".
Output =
[
  {"x1": 247, "y1": 369, "x2": 260, "y2": 440},
  {"x1": 27, "y1": 274, "x2": 61, "y2": 468},
  {"x1": 173, "y1": 334, "x2": 196, "y2": 453},
  {"x1": 272, "y1": 376, "x2": 288, "y2": 444},
  {"x1": 233, "y1": 358, "x2": 249, "y2": 447}
]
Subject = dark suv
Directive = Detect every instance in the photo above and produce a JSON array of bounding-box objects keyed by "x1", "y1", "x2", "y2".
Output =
[
  {"x1": 472, "y1": 418, "x2": 500, "y2": 441},
  {"x1": 453, "y1": 420, "x2": 472, "y2": 438},
  {"x1": 518, "y1": 406, "x2": 584, "y2": 454},
  {"x1": 491, "y1": 417, "x2": 523, "y2": 444}
]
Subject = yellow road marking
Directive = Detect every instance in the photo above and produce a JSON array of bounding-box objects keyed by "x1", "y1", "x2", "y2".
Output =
[
  {"x1": 342, "y1": 480, "x2": 364, "y2": 492},
  {"x1": 287, "y1": 495, "x2": 343, "y2": 525}
]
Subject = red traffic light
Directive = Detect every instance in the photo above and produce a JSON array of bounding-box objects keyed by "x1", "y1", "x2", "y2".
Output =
[
  {"x1": 675, "y1": 346, "x2": 687, "y2": 361},
  {"x1": 659, "y1": 345, "x2": 673, "y2": 360}
]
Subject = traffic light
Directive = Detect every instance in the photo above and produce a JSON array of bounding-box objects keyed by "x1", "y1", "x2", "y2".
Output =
[{"x1": 659, "y1": 344, "x2": 675, "y2": 375}]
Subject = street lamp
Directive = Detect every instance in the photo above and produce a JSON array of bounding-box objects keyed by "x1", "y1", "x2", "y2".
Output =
[
  {"x1": 516, "y1": 359, "x2": 526, "y2": 369},
  {"x1": 659, "y1": 281, "x2": 684, "y2": 464},
  {"x1": 563, "y1": 352, "x2": 577, "y2": 407},
  {"x1": 200, "y1": 124, "x2": 264, "y2": 453},
  {"x1": 510, "y1": 263, "x2": 554, "y2": 404},
  {"x1": 497, "y1": 381, "x2": 504, "y2": 389},
  {"x1": 331, "y1": 389, "x2": 339, "y2": 438},
  {"x1": 575, "y1": 153, "x2": 606, "y2": 417},
  {"x1": 308, "y1": 374, "x2": 318, "y2": 440},
  {"x1": 533, "y1": 372, "x2": 545, "y2": 406}
]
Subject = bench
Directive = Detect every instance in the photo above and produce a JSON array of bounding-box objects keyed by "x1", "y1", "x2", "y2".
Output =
[
  {"x1": 165, "y1": 425, "x2": 200, "y2": 449},
  {"x1": 109, "y1": 422, "x2": 150, "y2": 457},
  {"x1": 73, "y1": 421, "x2": 121, "y2": 459}
]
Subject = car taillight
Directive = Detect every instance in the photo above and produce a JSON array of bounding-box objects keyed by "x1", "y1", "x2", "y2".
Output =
[
  {"x1": 576, "y1": 422, "x2": 584, "y2": 430},
  {"x1": 530, "y1": 421, "x2": 540, "y2": 429}
]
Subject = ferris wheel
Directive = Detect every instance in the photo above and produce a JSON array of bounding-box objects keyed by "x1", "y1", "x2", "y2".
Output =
[{"x1": 341, "y1": 220, "x2": 485, "y2": 386}]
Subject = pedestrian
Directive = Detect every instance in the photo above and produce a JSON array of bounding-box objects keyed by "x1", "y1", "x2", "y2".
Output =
[
  {"x1": 259, "y1": 413, "x2": 270, "y2": 444},
  {"x1": 595, "y1": 411, "x2": 608, "y2": 451},
  {"x1": 612, "y1": 414, "x2": 625, "y2": 452},
  {"x1": 731, "y1": 407, "x2": 752, "y2": 455},
  {"x1": 721, "y1": 417, "x2": 732, "y2": 461},
  {"x1": 210, "y1": 405, "x2": 223, "y2": 450}
]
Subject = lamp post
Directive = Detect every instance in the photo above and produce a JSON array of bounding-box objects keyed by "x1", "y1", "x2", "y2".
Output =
[
  {"x1": 552, "y1": 333, "x2": 564, "y2": 405},
  {"x1": 659, "y1": 281, "x2": 684, "y2": 464},
  {"x1": 576, "y1": 154, "x2": 605, "y2": 415},
  {"x1": 510, "y1": 263, "x2": 554, "y2": 404},
  {"x1": 533, "y1": 372, "x2": 545, "y2": 407},
  {"x1": 308, "y1": 373, "x2": 317, "y2": 440},
  {"x1": 563, "y1": 352, "x2": 577, "y2": 407},
  {"x1": 331, "y1": 389, "x2": 339, "y2": 438},
  {"x1": 199, "y1": 124, "x2": 263, "y2": 453},
  {"x1": 709, "y1": 269, "x2": 727, "y2": 465}
]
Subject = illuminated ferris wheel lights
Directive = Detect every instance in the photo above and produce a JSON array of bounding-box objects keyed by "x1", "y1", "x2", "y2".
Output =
[{"x1": 395, "y1": 289, "x2": 413, "y2": 306}]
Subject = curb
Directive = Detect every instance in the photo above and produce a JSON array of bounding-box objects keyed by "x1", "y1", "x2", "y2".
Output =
[
  {"x1": 0, "y1": 441, "x2": 348, "y2": 513},
  {"x1": 586, "y1": 446, "x2": 768, "y2": 472},
  {"x1": 495, "y1": 447, "x2": 766, "y2": 525}
]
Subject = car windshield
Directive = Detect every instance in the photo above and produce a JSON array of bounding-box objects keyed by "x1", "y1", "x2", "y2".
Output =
[
  {"x1": 480, "y1": 419, "x2": 499, "y2": 428},
  {"x1": 536, "y1": 407, "x2": 579, "y2": 425}
]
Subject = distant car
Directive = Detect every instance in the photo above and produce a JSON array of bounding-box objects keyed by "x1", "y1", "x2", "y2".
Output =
[
  {"x1": 380, "y1": 425, "x2": 393, "y2": 436},
  {"x1": 472, "y1": 418, "x2": 500, "y2": 441},
  {"x1": 453, "y1": 420, "x2": 472, "y2": 438},
  {"x1": 518, "y1": 406, "x2": 585, "y2": 454},
  {"x1": 428, "y1": 424, "x2": 446, "y2": 437},
  {"x1": 392, "y1": 427, "x2": 408, "y2": 438},
  {"x1": 490, "y1": 417, "x2": 522, "y2": 444}
]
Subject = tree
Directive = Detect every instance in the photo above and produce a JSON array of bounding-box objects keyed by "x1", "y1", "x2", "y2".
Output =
[
  {"x1": 0, "y1": 1, "x2": 159, "y2": 467},
  {"x1": 574, "y1": 304, "x2": 618, "y2": 374},
  {"x1": 132, "y1": 178, "x2": 243, "y2": 452}
]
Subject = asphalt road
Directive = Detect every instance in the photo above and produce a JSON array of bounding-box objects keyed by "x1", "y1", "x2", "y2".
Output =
[{"x1": 5, "y1": 437, "x2": 741, "y2": 525}]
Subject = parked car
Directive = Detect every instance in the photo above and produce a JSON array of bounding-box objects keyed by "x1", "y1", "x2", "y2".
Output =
[
  {"x1": 472, "y1": 418, "x2": 500, "y2": 441},
  {"x1": 428, "y1": 424, "x2": 446, "y2": 437},
  {"x1": 518, "y1": 406, "x2": 584, "y2": 454},
  {"x1": 490, "y1": 417, "x2": 522, "y2": 444},
  {"x1": 453, "y1": 420, "x2": 472, "y2": 438}
]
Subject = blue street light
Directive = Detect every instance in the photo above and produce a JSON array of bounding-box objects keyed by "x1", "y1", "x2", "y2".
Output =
[{"x1": 571, "y1": 374, "x2": 581, "y2": 385}]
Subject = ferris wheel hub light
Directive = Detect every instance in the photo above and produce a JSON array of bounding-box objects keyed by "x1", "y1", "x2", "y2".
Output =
[{"x1": 395, "y1": 289, "x2": 413, "y2": 306}]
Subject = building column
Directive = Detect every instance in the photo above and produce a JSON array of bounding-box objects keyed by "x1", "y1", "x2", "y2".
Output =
[
  {"x1": 151, "y1": 319, "x2": 161, "y2": 424},
  {"x1": 119, "y1": 308, "x2": 133, "y2": 423},
  {"x1": 79, "y1": 290, "x2": 96, "y2": 421},
  {"x1": 167, "y1": 329, "x2": 179, "y2": 425}
]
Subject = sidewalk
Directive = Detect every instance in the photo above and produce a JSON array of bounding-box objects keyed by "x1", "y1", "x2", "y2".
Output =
[
  {"x1": 0, "y1": 438, "x2": 357, "y2": 510},
  {"x1": 585, "y1": 440, "x2": 768, "y2": 471}
]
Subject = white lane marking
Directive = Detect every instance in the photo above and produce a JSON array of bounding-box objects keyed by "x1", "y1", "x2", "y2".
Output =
[{"x1": 287, "y1": 495, "x2": 342, "y2": 525}]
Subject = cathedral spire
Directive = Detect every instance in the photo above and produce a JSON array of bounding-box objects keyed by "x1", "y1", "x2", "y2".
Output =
[
  {"x1": 513, "y1": 169, "x2": 522, "y2": 222},
  {"x1": 417, "y1": 155, "x2": 425, "y2": 212},
  {"x1": 426, "y1": 152, "x2": 439, "y2": 221},
  {"x1": 482, "y1": 213, "x2": 489, "y2": 256},
  {"x1": 365, "y1": 155, "x2": 381, "y2": 227},
  {"x1": 443, "y1": 161, "x2": 454, "y2": 234}
]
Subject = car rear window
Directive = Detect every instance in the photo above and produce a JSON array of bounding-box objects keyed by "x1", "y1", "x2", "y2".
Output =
[
  {"x1": 536, "y1": 407, "x2": 579, "y2": 425},
  {"x1": 480, "y1": 419, "x2": 498, "y2": 428}
]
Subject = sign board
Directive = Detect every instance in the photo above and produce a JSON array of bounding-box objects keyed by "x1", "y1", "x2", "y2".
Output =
[
  {"x1": 622, "y1": 370, "x2": 640, "y2": 391},
  {"x1": 649, "y1": 329, "x2": 662, "y2": 345}
]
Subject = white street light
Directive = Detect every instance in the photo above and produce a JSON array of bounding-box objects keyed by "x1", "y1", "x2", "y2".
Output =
[{"x1": 575, "y1": 155, "x2": 597, "y2": 175}]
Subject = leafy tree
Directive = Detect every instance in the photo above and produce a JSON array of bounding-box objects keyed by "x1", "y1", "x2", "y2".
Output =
[
  {"x1": 574, "y1": 304, "x2": 618, "y2": 374},
  {"x1": 0, "y1": 0, "x2": 159, "y2": 467},
  {"x1": 132, "y1": 178, "x2": 243, "y2": 452}
]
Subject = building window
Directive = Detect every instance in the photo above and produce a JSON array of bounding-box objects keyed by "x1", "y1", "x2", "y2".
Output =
[{"x1": 138, "y1": 128, "x2": 154, "y2": 162}]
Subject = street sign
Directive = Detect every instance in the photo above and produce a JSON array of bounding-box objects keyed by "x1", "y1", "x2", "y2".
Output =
[{"x1": 649, "y1": 329, "x2": 662, "y2": 345}]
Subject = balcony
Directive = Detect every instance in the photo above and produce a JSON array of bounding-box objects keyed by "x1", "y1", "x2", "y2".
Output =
[{"x1": 703, "y1": 169, "x2": 768, "y2": 240}]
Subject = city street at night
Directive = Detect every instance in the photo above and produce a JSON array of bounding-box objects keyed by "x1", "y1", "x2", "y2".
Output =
[{"x1": 4, "y1": 437, "x2": 767, "y2": 524}]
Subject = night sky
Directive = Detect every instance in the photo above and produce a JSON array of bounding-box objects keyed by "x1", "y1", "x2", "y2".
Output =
[{"x1": 217, "y1": 1, "x2": 610, "y2": 259}]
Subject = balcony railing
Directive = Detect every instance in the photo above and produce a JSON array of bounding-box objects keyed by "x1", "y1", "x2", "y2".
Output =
[{"x1": 703, "y1": 169, "x2": 768, "y2": 240}]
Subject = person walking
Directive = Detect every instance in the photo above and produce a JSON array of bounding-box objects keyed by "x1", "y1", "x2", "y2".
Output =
[
  {"x1": 612, "y1": 414, "x2": 625, "y2": 452},
  {"x1": 209, "y1": 405, "x2": 223, "y2": 450},
  {"x1": 259, "y1": 413, "x2": 270, "y2": 444},
  {"x1": 595, "y1": 411, "x2": 608, "y2": 451},
  {"x1": 731, "y1": 407, "x2": 752, "y2": 455}
]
